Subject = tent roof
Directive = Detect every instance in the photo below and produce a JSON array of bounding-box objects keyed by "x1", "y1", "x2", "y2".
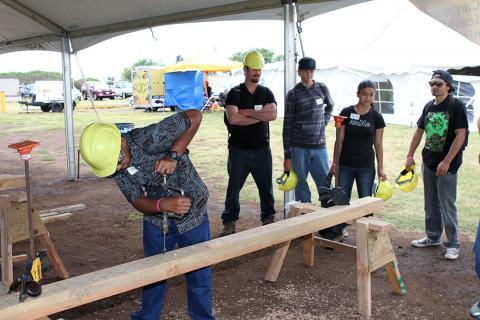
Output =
[
  {"x1": 165, "y1": 49, "x2": 243, "y2": 73},
  {"x1": 302, "y1": 0, "x2": 480, "y2": 74},
  {"x1": 0, "y1": 0, "x2": 369, "y2": 55}
]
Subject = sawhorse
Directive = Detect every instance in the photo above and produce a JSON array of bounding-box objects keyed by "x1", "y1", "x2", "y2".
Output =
[
  {"x1": 265, "y1": 203, "x2": 407, "y2": 317},
  {"x1": 0, "y1": 175, "x2": 69, "y2": 286}
]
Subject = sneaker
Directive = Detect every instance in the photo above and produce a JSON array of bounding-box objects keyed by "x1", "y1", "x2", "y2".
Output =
[
  {"x1": 262, "y1": 215, "x2": 276, "y2": 225},
  {"x1": 470, "y1": 301, "x2": 480, "y2": 320},
  {"x1": 411, "y1": 237, "x2": 442, "y2": 248},
  {"x1": 444, "y1": 247, "x2": 459, "y2": 260},
  {"x1": 220, "y1": 221, "x2": 236, "y2": 237}
]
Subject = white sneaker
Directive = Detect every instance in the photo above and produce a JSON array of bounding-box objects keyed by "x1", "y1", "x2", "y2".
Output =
[{"x1": 445, "y1": 247, "x2": 459, "y2": 260}]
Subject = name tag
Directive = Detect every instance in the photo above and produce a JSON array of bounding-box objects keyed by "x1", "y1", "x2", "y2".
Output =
[
  {"x1": 254, "y1": 104, "x2": 263, "y2": 111},
  {"x1": 350, "y1": 113, "x2": 360, "y2": 120},
  {"x1": 127, "y1": 166, "x2": 139, "y2": 175},
  {"x1": 316, "y1": 98, "x2": 323, "y2": 105}
]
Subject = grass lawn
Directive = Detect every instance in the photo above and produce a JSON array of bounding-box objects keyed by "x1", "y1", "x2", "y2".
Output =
[{"x1": 1, "y1": 101, "x2": 479, "y2": 233}]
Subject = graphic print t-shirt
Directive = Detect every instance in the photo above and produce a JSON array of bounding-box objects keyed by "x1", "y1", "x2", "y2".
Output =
[
  {"x1": 339, "y1": 105, "x2": 386, "y2": 168},
  {"x1": 417, "y1": 95, "x2": 468, "y2": 174}
]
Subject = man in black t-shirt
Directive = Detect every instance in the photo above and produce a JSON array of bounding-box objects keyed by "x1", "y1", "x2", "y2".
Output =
[
  {"x1": 405, "y1": 70, "x2": 468, "y2": 260},
  {"x1": 221, "y1": 50, "x2": 277, "y2": 236}
]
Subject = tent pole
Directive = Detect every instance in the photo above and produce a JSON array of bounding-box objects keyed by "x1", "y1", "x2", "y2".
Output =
[
  {"x1": 284, "y1": 1, "x2": 296, "y2": 206},
  {"x1": 61, "y1": 36, "x2": 77, "y2": 181}
]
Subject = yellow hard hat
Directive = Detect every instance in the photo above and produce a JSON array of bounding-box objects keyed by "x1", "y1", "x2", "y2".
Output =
[
  {"x1": 373, "y1": 180, "x2": 394, "y2": 201},
  {"x1": 394, "y1": 165, "x2": 418, "y2": 192},
  {"x1": 276, "y1": 170, "x2": 298, "y2": 192},
  {"x1": 80, "y1": 122, "x2": 121, "y2": 177},
  {"x1": 243, "y1": 51, "x2": 265, "y2": 70}
]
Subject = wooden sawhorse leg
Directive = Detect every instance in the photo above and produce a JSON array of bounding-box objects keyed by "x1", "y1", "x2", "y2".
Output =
[
  {"x1": 38, "y1": 232, "x2": 69, "y2": 279},
  {"x1": 1, "y1": 195, "x2": 13, "y2": 285}
]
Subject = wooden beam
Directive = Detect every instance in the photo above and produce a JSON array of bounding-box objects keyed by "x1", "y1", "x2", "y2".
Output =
[
  {"x1": 0, "y1": 175, "x2": 25, "y2": 192},
  {"x1": 38, "y1": 204, "x2": 86, "y2": 216},
  {"x1": 0, "y1": 197, "x2": 382, "y2": 320},
  {"x1": 38, "y1": 233, "x2": 69, "y2": 280},
  {"x1": 1, "y1": 195, "x2": 13, "y2": 285},
  {"x1": 314, "y1": 237, "x2": 356, "y2": 256},
  {"x1": 0, "y1": 254, "x2": 28, "y2": 264},
  {"x1": 356, "y1": 220, "x2": 371, "y2": 317},
  {"x1": 40, "y1": 213, "x2": 72, "y2": 224},
  {"x1": 302, "y1": 234, "x2": 315, "y2": 267}
]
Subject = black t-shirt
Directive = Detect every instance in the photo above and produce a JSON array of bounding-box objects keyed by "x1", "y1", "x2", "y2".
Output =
[
  {"x1": 224, "y1": 83, "x2": 276, "y2": 149},
  {"x1": 417, "y1": 95, "x2": 468, "y2": 174},
  {"x1": 339, "y1": 105, "x2": 386, "y2": 168}
]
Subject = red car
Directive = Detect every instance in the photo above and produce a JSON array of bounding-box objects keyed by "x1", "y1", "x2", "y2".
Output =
[{"x1": 81, "y1": 81, "x2": 115, "y2": 100}]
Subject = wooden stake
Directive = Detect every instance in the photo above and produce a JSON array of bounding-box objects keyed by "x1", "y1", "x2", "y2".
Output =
[{"x1": 1, "y1": 195, "x2": 13, "y2": 285}]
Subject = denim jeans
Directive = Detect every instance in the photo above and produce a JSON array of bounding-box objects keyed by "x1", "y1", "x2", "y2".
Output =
[
  {"x1": 222, "y1": 145, "x2": 275, "y2": 223},
  {"x1": 131, "y1": 217, "x2": 214, "y2": 320},
  {"x1": 474, "y1": 221, "x2": 480, "y2": 277},
  {"x1": 291, "y1": 146, "x2": 329, "y2": 203},
  {"x1": 422, "y1": 164, "x2": 460, "y2": 249},
  {"x1": 338, "y1": 165, "x2": 376, "y2": 200}
]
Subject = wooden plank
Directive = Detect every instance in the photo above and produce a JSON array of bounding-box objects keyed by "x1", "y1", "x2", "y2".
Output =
[
  {"x1": 264, "y1": 241, "x2": 291, "y2": 282},
  {"x1": 38, "y1": 233, "x2": 69, "y2": 279},
  {"x1": 0, "y1": 197, "x2": 382, "y2": 320},
  {"x1": 356, "y1": 217, "x2": 392, "y2": 232},
  {"x1": 0, "y1": 254, "x2": 28, "y2": 264},
  {"x1": 302, "y1": 234, "x2": 315, "y2": 267},
  {"x1": 7, "y1": 204, "x2": 47, "y2": 244},
  {"x1": 0, "y1": 191, "x2": 27, "y2": 203},
  {"x1": 314, "y1": 237, "x2": 356, "y2": 256},
  {"x1": 0, "y1": 175, "x2": 25, "y2": 192},
  {"x1": 41, "y1": 213, "x2": 73, "y2": 224},
  {"x1": 38, "y1": 204, "x2": 86, "y2": 216},
  {"x1": 385, "y1": 260, "x2": 407, "y2": 295},
  {"x1": 1, "y1": 196, "x2": 13, "y2": 285},
  {"x1": 367, "y1": 231, "x2": 396, "y2": 272},
  {"x1": 356, "y1": 220, "x2": 371, "y2": 317}
]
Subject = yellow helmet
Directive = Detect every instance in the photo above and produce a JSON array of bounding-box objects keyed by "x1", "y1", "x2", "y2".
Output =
[
  {"x1": 80, "y1": 122, "x2": 121, "y2": 177},
  {"x1": 243, "y1": 51, "x2": 265, "y2": 70},
  {"x1": 394, "y1": 165, "x2": 418, "y2": 192},
  {"x1": 373, "y1": 180, "x2": 394, "y2": 201},
  {"x1": 276, "y1": 171, "x2": 298, "y2": 192}
]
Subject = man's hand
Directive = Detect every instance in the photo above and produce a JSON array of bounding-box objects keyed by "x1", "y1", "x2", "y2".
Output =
[
  {"x1": 155, "y1": 157, "x2": 177, "y2": 175},
  {"x1": 405, "y1": 155, "x2": 415, "y2": 170},
  {"x1": 161, "y1": 196, "x2": 191, "y2": 215},
  {"x1": 436, "y1": 160, "x2": 450, "y2": 177},
  {"x1": 283, "y1": 159, "x2": 292, "y2": 172},
  {"x1": 377, "y1": 168, "x2": 387, "y2": 181}
]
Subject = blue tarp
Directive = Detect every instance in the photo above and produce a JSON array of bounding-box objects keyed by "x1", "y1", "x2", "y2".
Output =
[{"x1": 165, "y1": 71, "x2": 204, "y2": 111}]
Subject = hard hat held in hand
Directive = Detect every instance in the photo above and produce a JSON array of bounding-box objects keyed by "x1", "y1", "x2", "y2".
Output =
[
  {"x1": 394, "y1": 165, "x2": 418, "y2": 192},
  {"x1": 276, "y1": 170, "x2": 298, "y2": 192},
  {"x1": 373, "y1": 180, "x2": 394, "y2": 202},
  {"x1": 80, "y1": 122, "x2": 121, "y2": 177}
]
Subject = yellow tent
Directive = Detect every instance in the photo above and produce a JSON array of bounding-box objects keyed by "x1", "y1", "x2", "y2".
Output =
[{"x1": 165, "y1": 49, "x2": 243, "y2": 73}]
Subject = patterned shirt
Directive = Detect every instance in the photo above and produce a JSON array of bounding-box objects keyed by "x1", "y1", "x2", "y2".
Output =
[
  {"x1": 114, "y1": 112, "x2": 209, "y2": 234},
  {"x1": 283, "y1": 81, "x2": 334, "y2": 159}
]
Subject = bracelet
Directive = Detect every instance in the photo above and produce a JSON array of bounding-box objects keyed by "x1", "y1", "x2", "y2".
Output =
[
  {"x1": 155, "y1": 198, "x2": 164, "y2": 213},
  {"x1": 406, "y1": 155, "x2": 414, "y2": 159}
]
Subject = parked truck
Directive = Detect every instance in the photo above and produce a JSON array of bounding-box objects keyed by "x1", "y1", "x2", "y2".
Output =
[
  {"x1": 19, "y1": 81, "x2": 78, "y2": 112},
  {"x1": 132, "y1": 66, "x2": 172, "y2": 112}
]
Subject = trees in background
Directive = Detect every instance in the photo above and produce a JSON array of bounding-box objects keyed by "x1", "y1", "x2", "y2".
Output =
[
  {"x1": 229, "y1": 48, "x2": 283, "y2": 64},
  {"x1": 0, "y1": 70, "x2": 62, "y2": 84}
]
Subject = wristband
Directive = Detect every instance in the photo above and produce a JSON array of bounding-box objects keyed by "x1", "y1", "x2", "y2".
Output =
[
  {"x1": 406, "y1": 155, "x2": 414, "y2": 159},
  {"x1": 156, "y1": 198, "x2": 164, "y2": 213}
]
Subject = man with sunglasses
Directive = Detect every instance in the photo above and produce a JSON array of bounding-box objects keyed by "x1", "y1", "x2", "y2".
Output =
[
  {"x1": 405, "y1": 70, "x2": 468, "y2": 260},
  {"x1": 80, "y1": 110, "x2": 215, "y2": 320}
]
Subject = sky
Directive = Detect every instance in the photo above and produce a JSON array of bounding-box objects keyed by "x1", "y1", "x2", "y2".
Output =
[{"x1": 0, "y1": 20, "x2": 285, "y2": 81}]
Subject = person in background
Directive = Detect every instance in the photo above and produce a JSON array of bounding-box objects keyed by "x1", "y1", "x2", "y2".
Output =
[
  {"x1": 282, "y1": 57, "x2": 334, "y2": 203},
  {"x1": 221, "y1": 50, "x2": 277, "y2": 236},
  {"x1": 320, "y1": 79, "x2": 386, "y2": 241},
  {"x1": 80, "y1": 110, "x2": 215, "y2": 320},
  {"x1": 406, "y1": 70, "x2": 468, "y2": 260}
]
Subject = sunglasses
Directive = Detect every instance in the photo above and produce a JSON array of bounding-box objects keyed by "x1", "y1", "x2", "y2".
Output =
[{"x1": 428, "y1": 81, "x2": 446, "y2": 88}]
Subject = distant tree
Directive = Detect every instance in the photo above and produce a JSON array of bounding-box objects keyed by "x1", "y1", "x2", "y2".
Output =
[
  {"x1": 106, "y1": 76, "x2": 115, "y2": 86},
  {"x1": 122, "y1": 58, "x2": 163, "y2": 81},
  {"x1": 0, "y1": 70, "x2": 62, "y2": 84},
  {"x1": 74, "y1": 77, "x2": 99, "y2": 90},
  {"x1": 229, "y1": 48, "x2": 283, "y2": 65},
  {"x1": 176, "y1": 55, "x2": 184, "y2": 63}
]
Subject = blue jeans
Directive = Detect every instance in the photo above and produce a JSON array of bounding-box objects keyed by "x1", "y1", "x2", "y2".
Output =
[
  {"x1": 422, "y1": 164, "x2": 460, "y2": 249},
  {"x1": 338, "y1": 165, "x2": 376, "y2": 200},
  {"x1": 131, "y1": 217, "x2": 214, "y2": 320},
  {"x1": 291, "y1": 146, "x2": 329, "y2": 203},
  {"x1": 222, "y1": 145, "x2": 275, "y2": 223},
  {"x1": 474, "y1": 221, "x2": 480, "y2": 277}
]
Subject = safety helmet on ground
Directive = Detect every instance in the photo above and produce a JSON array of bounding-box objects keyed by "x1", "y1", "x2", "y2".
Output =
[
  {"x1": 243, "y1": 51, "x2": 265, "y2": 70},
  {"x1": 80, "y1": 122, "x2": 121, "y2": 177},
  {"x1": 373, "y1": 180, "x2": 394, "y2": 201},
  {"x1": 276, "y1": 170, "x2": 298, "y2": 192},
  {"x1": 394, "y1": 165, "x2": 418, "y2": 192}
]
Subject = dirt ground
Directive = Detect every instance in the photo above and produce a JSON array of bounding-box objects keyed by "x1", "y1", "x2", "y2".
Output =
[{"x1": 1, "y1": 129, "x2": 478, "y2": 320}]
